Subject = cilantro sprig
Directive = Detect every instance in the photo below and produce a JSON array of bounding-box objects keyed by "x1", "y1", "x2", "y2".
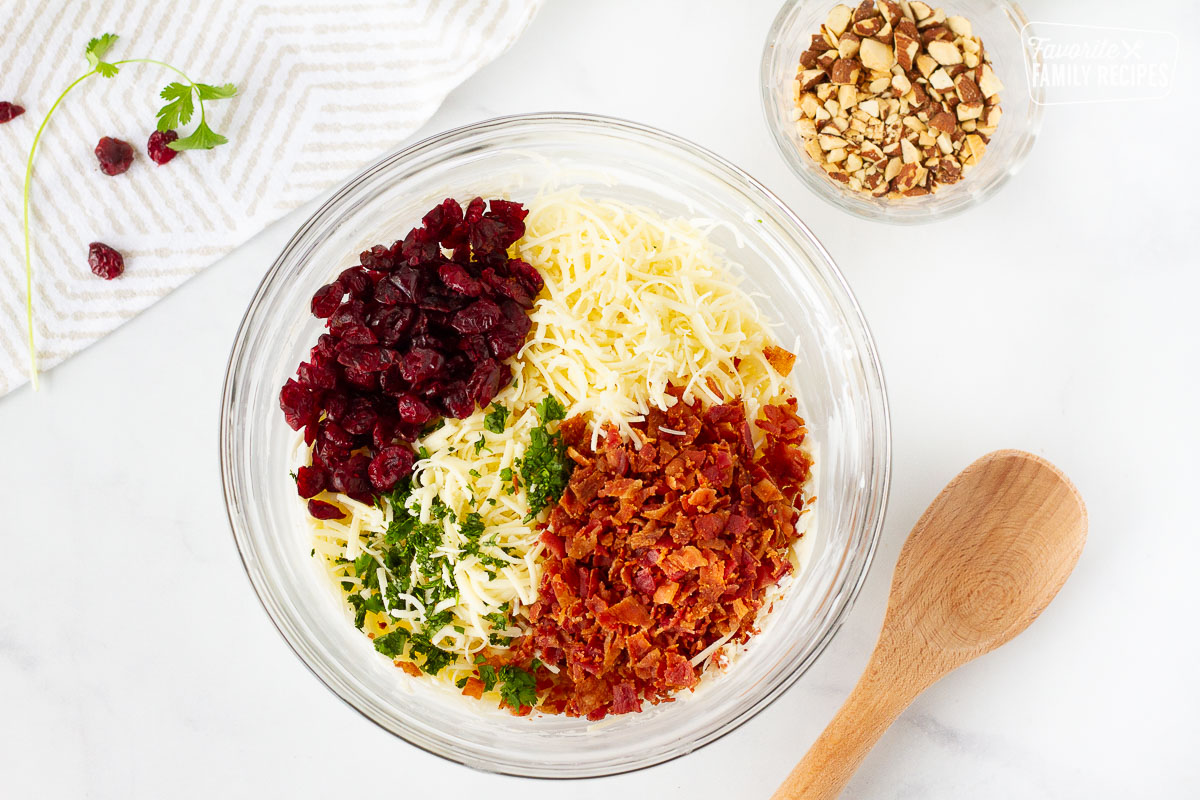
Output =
[{"x1": 21, "y1": 33, "x2": 238, "y2": 388}]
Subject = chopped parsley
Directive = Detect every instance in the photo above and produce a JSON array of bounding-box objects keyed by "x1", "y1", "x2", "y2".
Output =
[
  {"x1": 518, "y1": 395, "x2": 574, "y2": 521},
  {"x1": 535, "y1": 395, "x2": 567, "y2": 424},
  {"x1": 483, "y1": 403, "x2": 510, "y2": 433},
  {"x1": 373, "y1": 629, "x2": 409, "y2": 658},
  {"x1": 498, "y1": 664, "x2": 539, "y2": 710},
  {"x1": 409, "y1": 636, "x2": 456, "y2": 675},
  {"x1": 477, "y1": 662, "x2": 499, "y2": 692}
]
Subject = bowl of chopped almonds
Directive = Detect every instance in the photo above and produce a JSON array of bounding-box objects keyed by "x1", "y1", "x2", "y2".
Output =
[{"x1": 762, "y1": 0, "x2": 1044, "y2": 223}]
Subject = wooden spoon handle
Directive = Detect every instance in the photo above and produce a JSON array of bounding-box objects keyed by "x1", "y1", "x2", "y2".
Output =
[{"x1": 771, "y1": 650, "x2": 925, "y2": 800}]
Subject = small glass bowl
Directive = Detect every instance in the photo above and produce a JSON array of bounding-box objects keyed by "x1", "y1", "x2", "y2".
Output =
[
  {"x1": 761, "y1": 0, "x2": 1044, "y2": 224},
  {"x1": 220, "y1": 113, "x2": 890, "y2": 777}
]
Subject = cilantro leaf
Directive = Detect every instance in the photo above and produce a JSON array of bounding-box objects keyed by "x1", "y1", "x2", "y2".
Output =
[
  {"x1": 460, "y1": 512, "x2": 486, "y2": 542},
  {"x1": 484, "y1": 403, "x2": 510, "y2": 434},
  {"x1": 477, "y1": 663, "x2": 498, "y2": 692},
  {"x1": 410, "y1": 637, "x2": 456, "y2": 675},
  {"x1": 497, "y1": 664, "x2": 539, "y2": 710},
  {"x1": 170, "y1": 120, "x2": 228, "y2": 151},
  {"x1": 535, "y1": 395, "x2": 567, "y2": 424},
  {"x1": 195, "y1": 82, "x2": 237, "y2": 100},
  {"x1": 373, "y1": 629, "x2": 409, "y2": 658},
  {"x1": 85, "y1": 34, "x2": 120, "y2": 77},
  {"x1": 156, "y1": 82, "x2": 194, "y2": 131}
]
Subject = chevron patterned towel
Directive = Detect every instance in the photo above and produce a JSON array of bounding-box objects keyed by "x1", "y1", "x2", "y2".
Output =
[{"x1": 0, "y1": 0, "x2": 542, "y2": 396}]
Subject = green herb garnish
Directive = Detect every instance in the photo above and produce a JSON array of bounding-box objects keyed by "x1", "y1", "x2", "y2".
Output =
[
  {"x1": 409, "y1": 637, "x2": 456, "y2": 675},
  {"x1": 21, "y1": 34, "x2": 237, "y2": 387},
  {"x1": 518, "y1": 395, "x2": 574, "y2": 521},
  {"x1": 535, "y1": 395, "x2": 567, "y2": 424},
  {"x1": 498, "y1": 664, "x2": 539, "y2": 710},
  {"x1": 484, "y1": 403, "x2": 510, "y2": 433},
  {"x1": 373, "y1": 629, "x2": 409, "y2": 658}
]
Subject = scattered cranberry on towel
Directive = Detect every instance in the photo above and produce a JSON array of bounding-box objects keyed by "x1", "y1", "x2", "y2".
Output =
[
  {"x1": 87, "y1": 242, "x2": 125, "y2": 280},
  {"x1": 147, "y1": 129, "x2": 179, "y2": 165},
  {"x1": 94, "y1": 136, "x2": 134, "y2": 175},
  {"x1": 0, "y1": 102, "x2": 25, "y2": 123}
]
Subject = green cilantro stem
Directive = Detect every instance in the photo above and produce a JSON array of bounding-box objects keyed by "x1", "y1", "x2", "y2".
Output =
[
  {"x1": 20, "y1": 35, "x2": 235, "y2": 390},
  {"x1": 21, "y1": 71, "x2": 92, "y2": 390}
]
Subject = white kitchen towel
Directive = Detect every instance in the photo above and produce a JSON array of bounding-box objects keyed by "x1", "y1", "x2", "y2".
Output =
[{"x1": 0, "y1": 0, "x2": 542, "y2": 396}]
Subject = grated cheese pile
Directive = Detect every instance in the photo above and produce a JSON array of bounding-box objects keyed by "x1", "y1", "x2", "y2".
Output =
[
  {"x1": 303, "y1": 189, "x2": 801, "y2": 693},
  {"x1": 517, "y1": 189, "x2": 793, "y2": 445}
]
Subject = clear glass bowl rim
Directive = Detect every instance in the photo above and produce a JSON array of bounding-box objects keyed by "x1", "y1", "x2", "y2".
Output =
[{"x1": 219, "y1": 111, "x2": 892, "y2": 778}]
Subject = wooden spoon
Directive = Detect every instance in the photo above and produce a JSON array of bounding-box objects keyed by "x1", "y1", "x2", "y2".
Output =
[{"x1": 772, "y1": 450, "x2": 1087, "y2": 800}]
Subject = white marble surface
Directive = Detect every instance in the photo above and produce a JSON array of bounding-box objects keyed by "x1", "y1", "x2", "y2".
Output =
[{"x1": 2, "y1": 1, "x2": 1197, "y2": 797}]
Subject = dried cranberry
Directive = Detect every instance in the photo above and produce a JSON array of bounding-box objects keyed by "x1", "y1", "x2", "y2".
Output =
[
  {"x1": 441, "y1": 383, "x2": 475, "y2": 419},
  {"x1": 437, "y1": 262, "x2": 482, "y2": 297},
  {"x1": 147, "y1": 129, "x2": 179, "y2": 165},
  {"x1": 482, "y1": 267, "x2": 533, "y2": 309},
  {"x1": 280, "y1": 379, "x2": 320, "y2": 430},
  {"x1": 94, "y1": 136, "x2": 134, "y2": 175},
  {"x1": 343, "y1": 368, "x2": 378, "y2": 391},
  {"x1": 368, "y1": 446, "x2": 415, "y2": 491},
  {"x1": 469, "y1": 202, "x2": 527, "y2": 258},
  {"x1": 467, "y1": 360, "x2": 507, "y2": 406},
  {"x1": 330, "y1": 454, "x2": 372, "y2": 497},
  {"x1": 379, "y1": 365, "x2": 408, "y2": 396},
  {"x1": 297, "y1": 357, "x2": 339, "y2": 391},
  {"x1": 464, "y1": 197, "x2": 486, "y2": 227},
  {"x1": 489, "y1": 199, "x2": 530, "y2": 225},
  {"x1": 396, "y1": 394, "x2": 434, "y2": 425},
  {"x1": 400, "y1": 347, "x2": 445, "y2": 383},
  {"x1": 423, "y1": 197, "x2": 464, "y2": 242},
  {"x1": 508, "y1": 258, "x2": 545, "y2": 294},
  {"x1": 373, "y1": 277, "x2": 404, "y2": 306},
  {"x1": 307, "y1": 500, "x2": 345, "y2": 520},
  {"x1": 296, "y1": 465, "x2": 327, "y2": 498},
  {"x1": 341, "y1": 399, "x2": 380, "y2": 435},
  {"x1": 0, "y1": 102, "x2": 26, "y2": 123},
  {"x1": 360, "y1": 244, "x2": 395, "y2": 271},
  {"x1": 323, "y1": 395, "x2": 350, "y2": 424},
  {"x1": 313, "y1": 334, "x2": 338, "y2": 358},
  {"x1": 390, "y1": 266, "x2": 424, "y2": 301},
  {"x1": 450, "y1": 298, "x2": 503, "y2": 334},
  {"x1": 337, "y1": 345, "x2": 391, "y2": 372},
  {"x1": 311, "y1": 283, "x2": 344, "y2": 318},
  {"x1": 372, "y1": 306, "x2": 415, "y2": 347},
  {"x1": 87, "y1": 242, "x2": 125, "y2": 280},
  {"x1": 329, "y1": 299, "x2": 366, "y2": 330},
  {"x1": 418, "y1": 291, "x2": 464, "y2": 313},
  {"x1": 338, "y1": 267, "x2": 373, "y2": 298},
  {"x1": 399, "y1": 226, "x2": 439, "y2": 266},
  {"x1": 371, "y1": 419, "x2": 395, "y2": 450}
]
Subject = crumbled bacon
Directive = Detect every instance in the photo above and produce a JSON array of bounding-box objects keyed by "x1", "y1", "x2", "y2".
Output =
[{"x1": 518, "y1": 389, "x2": 812, "y2": 719}]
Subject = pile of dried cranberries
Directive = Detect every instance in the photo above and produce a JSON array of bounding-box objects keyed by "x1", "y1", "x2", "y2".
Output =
[{"x1": 279, "y1": 197, "x2": 543, "y2": 518}]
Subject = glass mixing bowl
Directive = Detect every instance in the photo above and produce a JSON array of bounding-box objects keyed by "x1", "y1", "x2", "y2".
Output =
[
  {"x1": 220, "y1": 113, "x2": 890, "y2": 778},
  {"x1": 761, "y1": 0, "x2": 1044, "y2": 223}
]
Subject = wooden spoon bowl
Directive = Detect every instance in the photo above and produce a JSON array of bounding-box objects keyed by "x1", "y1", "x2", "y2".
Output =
[{"x1": 773, "y1": 450, "x2": 1087, "y2": 800}]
